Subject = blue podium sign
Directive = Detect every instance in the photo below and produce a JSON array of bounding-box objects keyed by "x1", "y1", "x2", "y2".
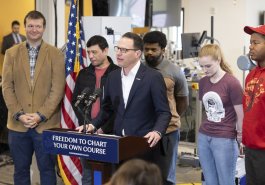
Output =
[
  {"x1": 43, "y1": 128, "x2": 121, "y2": 163},
  {"x1": 43, "y1": 128, "x2": 151, "y2": 184}
]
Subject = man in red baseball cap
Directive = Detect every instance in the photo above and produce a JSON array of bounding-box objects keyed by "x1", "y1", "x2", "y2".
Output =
[{"x1": 242, "y1": 25, "x2": 265, "y2": 185}]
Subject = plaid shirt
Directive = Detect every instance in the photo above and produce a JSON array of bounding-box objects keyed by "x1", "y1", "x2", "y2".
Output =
[{"x1": 27, "y1": 43, "x2": 41, "y2": 85}]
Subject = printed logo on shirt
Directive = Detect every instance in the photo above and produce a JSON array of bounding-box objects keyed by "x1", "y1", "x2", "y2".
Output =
[
  {"x1": 244, "y1": 77, "x2": 265, "y2": 111},
  {"x1": 202, "y1": 91, "x2": 225, "y2": 122}
]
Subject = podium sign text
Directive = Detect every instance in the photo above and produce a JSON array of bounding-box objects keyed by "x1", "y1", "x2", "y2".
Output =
[{"x1": 43, "y1": 128, "x2": 121, "y2": 163}]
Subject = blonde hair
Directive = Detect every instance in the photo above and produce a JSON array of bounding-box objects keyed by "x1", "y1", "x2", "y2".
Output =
[
  {"x1": 109, "y1": 159, "x2": 162, "y2": 185},
  {"x1": 199, "y1": 44, "x2": 233, "y2": 74}
]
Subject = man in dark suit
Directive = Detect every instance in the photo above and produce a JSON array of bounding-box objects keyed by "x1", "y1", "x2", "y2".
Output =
[
  {"x1": 1, "y1": 20, "x2": 26, "y2": 54},
  {"x1": 76, "y1": 32, "x2": 171, "y2": 148}
]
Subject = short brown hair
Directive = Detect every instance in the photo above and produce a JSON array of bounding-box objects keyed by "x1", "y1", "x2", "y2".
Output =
[{"x1": 24, "y1": 10, "x2": 46, "y2": 28}]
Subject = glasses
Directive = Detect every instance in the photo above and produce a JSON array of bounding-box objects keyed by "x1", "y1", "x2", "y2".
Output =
[{"x1": 114, "y1": 46, "x2": 138, "y2": 53}]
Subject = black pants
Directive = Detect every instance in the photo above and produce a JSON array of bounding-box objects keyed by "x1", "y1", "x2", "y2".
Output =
[{"x1": 245, "y1": 147, "x2": 265, "y2": 185}]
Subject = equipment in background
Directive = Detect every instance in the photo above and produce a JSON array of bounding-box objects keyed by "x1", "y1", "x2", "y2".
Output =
[
  {"x1": 179, "y1": 81, "x2": 202, "y2": 168},
  {"x1": 237, "y1": 54, "x2": 256, "y2": 88},
  {"x1": 181, "y1": 32, "x2": 201, "y2": 59},
  {"x1": 237, "y1": 55, "x2": 256, "y2": 71},
  {"x1": 179, "y1": 151, "x2": 200, "y2": 168},
  {"x1": 181, "y1": 31, "x2": 216, "y2": 59},
  {"x1": 82, "y1": 16, "x2": 131, "y2": 64}
]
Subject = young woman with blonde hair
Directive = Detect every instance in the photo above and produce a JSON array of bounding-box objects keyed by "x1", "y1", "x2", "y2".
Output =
[{"x1": 197, "y1": 44, "x2": 243, "y2": 185}]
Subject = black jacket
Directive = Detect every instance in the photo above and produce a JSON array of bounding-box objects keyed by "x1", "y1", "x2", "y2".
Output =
[
  {"x1": 0, "y1": 86, "x2": 8, "y2": 143},
  {"x1": 72, "y1": 56, "x2": 119, "y2": 133}
]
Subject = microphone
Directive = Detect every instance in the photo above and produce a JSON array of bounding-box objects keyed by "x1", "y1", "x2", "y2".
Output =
[
  {"x1": 84, "y1": 88, "x2": 102, "y2": 108},
  {"x1": 74, "y1": 87, "x2": 91, "y2": 107}
]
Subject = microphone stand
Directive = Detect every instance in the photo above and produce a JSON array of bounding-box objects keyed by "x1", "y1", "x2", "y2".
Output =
[
  {"x1": 82, "y1": 99, "x2": 93, "y2": 134},
  {"x1": 83, "y1": 107, "x2": 91, "y2": 134}
]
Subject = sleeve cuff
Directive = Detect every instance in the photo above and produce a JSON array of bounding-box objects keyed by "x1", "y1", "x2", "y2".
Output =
[
  {"x1": 37, "y1": 112, "x2": 47, "y2": 122},
  {"x1": 89, "y1": 124, "x2": 97, "y2": 133},
  {"x1": 154, "y1": 130, "x2": 162, "y2": 137},
  {"x1": 14, "y1": 110, "x2": 25, "y2": 121}
]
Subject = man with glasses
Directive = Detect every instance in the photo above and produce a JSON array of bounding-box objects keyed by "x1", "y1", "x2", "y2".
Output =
[
  {"x1": 76, "y1": 32, "x2": 171, "y2": 161},
  {"x1": 72, "y1": 35, "x2": 119, "y2": 185},
  {"x1": 2, "y1": 11, "x2": 65, "y2": 185}
]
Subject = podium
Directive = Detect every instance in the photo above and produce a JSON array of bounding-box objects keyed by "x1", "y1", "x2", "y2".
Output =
[{"x1": 43, "y1": 128, "x2": 151, "y2": 184}]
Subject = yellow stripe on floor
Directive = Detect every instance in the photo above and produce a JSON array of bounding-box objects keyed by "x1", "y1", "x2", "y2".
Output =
[{"x1": 177, "y1": 183, "x2": 201, "y2": 185}]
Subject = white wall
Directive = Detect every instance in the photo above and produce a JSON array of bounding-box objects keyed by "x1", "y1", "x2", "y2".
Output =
[
  {"x1": 36, "y1": 0, "x2": 65, "y2": 48},
  {"x1": 245, "y1": 0, "x2": 265, "y2": 46},
  {"x1": 182, "y1": 0, "x2": 265, "y2": 85}
]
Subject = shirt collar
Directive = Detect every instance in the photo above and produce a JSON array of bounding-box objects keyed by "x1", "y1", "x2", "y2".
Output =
[
  {"x1": 256, "y1": 65, "x2": 265, "y2": 71},
  {"x1": 144, "y1": 56, "x2": 165, "y2": 70},
  {"x1": 26, "y1": 41, "x2": 42, "y2": 51},
  {"x1": 121, "y1": 60, "x2": 141, "y2": 78},
  {"x1": 154, "y1": 57, "x2": 166, "y2": 70}
]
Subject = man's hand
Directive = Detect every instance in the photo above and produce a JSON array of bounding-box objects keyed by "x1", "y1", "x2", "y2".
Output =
[
  {"x1": 95, "y1": 128, "x2": 104, "y2": 134},
  {"x1": 75, "y1": 124, "x2": 95, "y2": 133},
  {"x1": 237, "y1": 131, "x2": 242, "y2": 144},
  {"x1": 19, "y1": 114, "x2": 39, "y2": 128},
  {"x1": 239, "y1": 143, "x2": 244, "y2": 156},
  {"x1": 144, "y1": 131, "x2": 161, "y2": 148},
  {"x1": 26, "y1": 113, "x2": 41, "y2": 123}
]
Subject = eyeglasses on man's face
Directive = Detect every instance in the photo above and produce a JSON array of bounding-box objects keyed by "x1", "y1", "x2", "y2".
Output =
[{"x1": 114, "y1": 46, "x2": 138, "y2": 53}]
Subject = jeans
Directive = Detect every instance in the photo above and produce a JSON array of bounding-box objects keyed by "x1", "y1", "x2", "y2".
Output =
[
  {"x1": 80, "y1": 158, "x2": 92, "y2": 185},
  {"x1": 166, "y1": 130, "x2": 180, "y2": 184},
  {"x1": 8, "y1": 129, "x2": 56, "y2": 185},
  {"x1": 198, "y1": 132, "x2": 238, "y2": 185},
  {"x1": 153, "y1": 130, "x2": 179, "y2": 185}
]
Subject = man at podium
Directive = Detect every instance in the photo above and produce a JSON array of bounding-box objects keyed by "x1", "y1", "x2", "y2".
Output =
[{"x1": 76, "y1": 32, "x2": 171, "y2": 163}]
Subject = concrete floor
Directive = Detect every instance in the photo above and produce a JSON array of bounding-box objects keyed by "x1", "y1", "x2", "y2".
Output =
[{"x1": 0, "y1": 142, "x2": 202, "y2": 185}]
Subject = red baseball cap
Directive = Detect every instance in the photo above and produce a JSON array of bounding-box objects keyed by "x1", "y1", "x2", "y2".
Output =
[{"x1": 244, "y1": 25, "x2": 265, "y2": 36}]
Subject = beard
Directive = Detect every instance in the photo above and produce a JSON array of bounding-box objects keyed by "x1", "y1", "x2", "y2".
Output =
[{"x1": 145, "y1": 54, "x2": 163, "y2": 68}]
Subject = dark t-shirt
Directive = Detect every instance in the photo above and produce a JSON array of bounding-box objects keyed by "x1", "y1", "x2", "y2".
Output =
[{"x1": 199, "y1": 73, "x2": 243, "y2": 139}]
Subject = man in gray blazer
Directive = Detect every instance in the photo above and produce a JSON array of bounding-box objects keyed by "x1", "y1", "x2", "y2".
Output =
[
  {"x1": 2, "y1": 11, "x2": 65, "y2": 185},
  {"x1": 1, "y1": 20, "x2": 26, "y2": 54}
]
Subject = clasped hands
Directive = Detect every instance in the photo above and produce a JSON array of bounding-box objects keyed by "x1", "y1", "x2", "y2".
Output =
[
  {"x1": 19, "y1": 113, "x2": 41, "y2": 128},
  {"x1": 76, "y1": 124, "x2": 161, "y2": 148}
]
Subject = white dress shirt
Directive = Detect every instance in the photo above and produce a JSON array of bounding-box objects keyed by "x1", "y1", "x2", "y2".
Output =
[
  {"x1": 12, "y1": 33, "x2": 22, "y2": 44},
  {"x1": 121, "y1": 60, "x2": 141, "y2": 108}
]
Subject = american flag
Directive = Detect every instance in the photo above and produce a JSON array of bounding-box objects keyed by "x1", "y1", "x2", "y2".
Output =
[{"x1": 58, "y1": 0, "x2": 88, "y2": 184}]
